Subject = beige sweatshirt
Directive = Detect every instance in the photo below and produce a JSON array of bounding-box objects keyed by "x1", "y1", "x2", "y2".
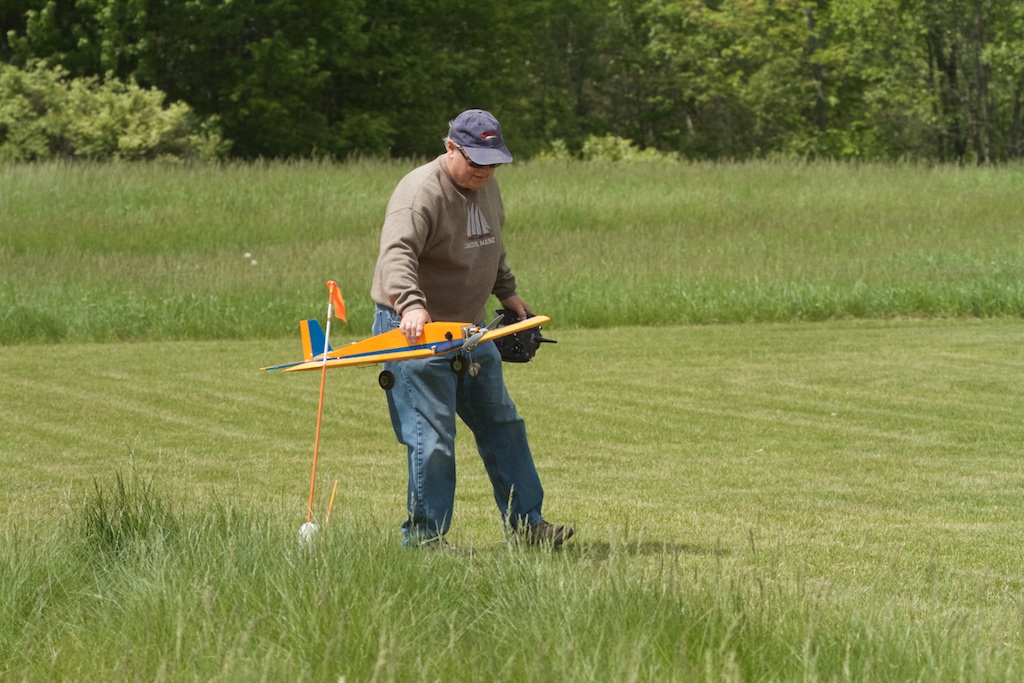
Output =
[{"x1": 370, "y1": 155, "x2": 518, "y2": 324}]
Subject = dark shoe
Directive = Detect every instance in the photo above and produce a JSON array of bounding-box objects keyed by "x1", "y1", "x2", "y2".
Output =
[
  {"x1": 519, "y1": 521, "x2": 574, "y2": 548},
  {"x1": 419, "y1": 535, "x2": 442, "y2": 547}
]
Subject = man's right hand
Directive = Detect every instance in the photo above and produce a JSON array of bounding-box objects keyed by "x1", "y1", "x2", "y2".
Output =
[{"x1": 399, "y1": 308, "x2": 431, "y2": 344}]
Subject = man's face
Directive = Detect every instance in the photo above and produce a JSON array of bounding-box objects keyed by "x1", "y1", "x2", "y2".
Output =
[{"x1": 446, "y1": 141, "x2": 498, "y2": 191}]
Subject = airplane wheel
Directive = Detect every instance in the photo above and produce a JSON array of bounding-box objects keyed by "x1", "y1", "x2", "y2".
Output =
[
  {"x1": 378, "y1": 370, "x2": 395, "y2": 391},
  {"x1": 450, "y1": 355, "x2": 467, "y2": 375},
  {"x1": 468, "y1": 362, "x2": 481, "y2": 377}
]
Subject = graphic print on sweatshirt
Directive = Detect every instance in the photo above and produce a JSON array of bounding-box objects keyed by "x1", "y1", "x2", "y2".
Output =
[{"x1": 465, "y1": 203, "x2": 497, "y2": 249}]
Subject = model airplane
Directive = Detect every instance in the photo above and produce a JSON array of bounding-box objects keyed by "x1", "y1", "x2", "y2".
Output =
[{"x1": 262, "y1": 312, "x2": 552, "y2": 390}]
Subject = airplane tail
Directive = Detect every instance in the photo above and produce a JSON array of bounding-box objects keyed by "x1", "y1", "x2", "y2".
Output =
[
  {"x1": 261, "y1": 319, "x2": 334, "y2": 371},
  {"x1": 301, "y1": 319, "x2": 332, "y2": 360}
]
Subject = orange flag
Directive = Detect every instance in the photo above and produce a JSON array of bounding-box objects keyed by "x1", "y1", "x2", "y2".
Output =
[{"x1": 326, "y1": 280, "x2": 348, "y2": 323}]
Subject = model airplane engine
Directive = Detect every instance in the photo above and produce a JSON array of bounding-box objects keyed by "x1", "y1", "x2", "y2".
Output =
[{"x1": 493, "y1": 309, "x2": 557, "y2": 363}]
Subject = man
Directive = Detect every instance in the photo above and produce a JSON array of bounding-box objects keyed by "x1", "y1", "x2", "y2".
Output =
[{"x1": 370, "y1": 109, "x2": 573, "y2": 549}]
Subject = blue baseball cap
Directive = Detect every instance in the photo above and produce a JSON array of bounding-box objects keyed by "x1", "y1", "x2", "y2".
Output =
[{"x1": 448, "y1": 109, "x2": 513, "y2": 166}]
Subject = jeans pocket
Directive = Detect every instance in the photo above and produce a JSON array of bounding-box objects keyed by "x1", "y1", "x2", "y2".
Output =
[{"x1": 373, "y1": 304, "x2": 401, "y2": 335}]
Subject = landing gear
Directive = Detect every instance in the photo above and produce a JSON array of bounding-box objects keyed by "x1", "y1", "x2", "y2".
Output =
[
  {"x1": 450, "y1": 355, "x2": 481, "y2": 377},
  {"x1": 382, "y1": 355, "x2": 480, "y2": 390}
]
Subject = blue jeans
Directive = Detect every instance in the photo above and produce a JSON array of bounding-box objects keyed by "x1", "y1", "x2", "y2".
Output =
[{"x1": 373, "y1": 305, "x2": 545, "y2": 543}]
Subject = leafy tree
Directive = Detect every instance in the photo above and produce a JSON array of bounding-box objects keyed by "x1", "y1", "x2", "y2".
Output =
[
  {"x1": 6, "y1": 0, "x2": 104, "y2": 75},
  {"x1": 116, "y1": 0, "x2": 368, "y2": 159},
  {"x1": 0, "y1": 0, "x2": 36, "y2": 62},
  {"x1": 7, "y1": 0, "x2": 367, "y2": 158},
  {"x1": 986, "y1": 1, "x2": 1024, "y2": 159},
  {"x1": 799, "y1": 0, "x2": 936, "y2": 160},
  {"x1": 3, "y1": 0, "x2": 1023, "y2": 161},
  {"x1": 492, "y1": 0, "x2": 612, "y2": 157},
  {"x1": 916, "y1": 0, "x2": 1020, "y2": 163},
  {"x1": 598, "y1": 0, "x2": 814, "y2": 159}
]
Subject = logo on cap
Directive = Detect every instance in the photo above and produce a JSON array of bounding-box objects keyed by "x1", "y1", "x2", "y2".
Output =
[{"x1": 480, "y1": 131, "x2": 500, "y2": 141}]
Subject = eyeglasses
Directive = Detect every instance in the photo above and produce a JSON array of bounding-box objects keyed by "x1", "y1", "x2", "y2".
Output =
[{"x1": 454, "y1": 144, "x2": 499, "y2": 169}]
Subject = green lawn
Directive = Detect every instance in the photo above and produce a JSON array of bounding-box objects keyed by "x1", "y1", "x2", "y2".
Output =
[
  {"x1": 3, "y1": 159, "x2": 1023, "y2": 679},
  {"x1": 2, "y1": 319, "x2": 1023, "y2": 680}
]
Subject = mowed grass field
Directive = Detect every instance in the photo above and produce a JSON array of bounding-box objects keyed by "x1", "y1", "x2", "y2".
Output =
[{"x1": 2, "y1": 160, "x2": 1024, "y2": 680}]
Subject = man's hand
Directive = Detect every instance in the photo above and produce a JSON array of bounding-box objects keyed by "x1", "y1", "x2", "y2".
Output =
[
  {"x1": 499, "y1": 294, "x2": 533, "y2": 321},
  {"x1": 399, "y1": 308, "x2": 431, "y2": 344}
]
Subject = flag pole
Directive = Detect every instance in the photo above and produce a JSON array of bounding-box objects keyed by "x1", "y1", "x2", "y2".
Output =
[
  {"x1": 305, "y1": 280, "x2": 345, "y2": 524},
  {"x1": 306, "y1": 301, "x2": 332, "y2": 524}
]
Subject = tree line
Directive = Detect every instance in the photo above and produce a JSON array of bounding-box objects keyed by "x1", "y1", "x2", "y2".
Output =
[{"x1": 2, "y1": 0, "x2": 1022, "y2": 163}]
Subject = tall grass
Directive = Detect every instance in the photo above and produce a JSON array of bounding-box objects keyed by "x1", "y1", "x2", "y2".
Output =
[
  {"x1": 3, "y1": 160, "x2": 1023, "y2": 344},
  {"x1": 4, "y1": 466, "x2": 1021, "y2": 681},
  {"x1": 1, "y1": 159, "x2": 402, "y2": 343}
]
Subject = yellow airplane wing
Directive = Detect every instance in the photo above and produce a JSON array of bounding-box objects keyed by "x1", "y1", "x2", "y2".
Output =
[
  {"x1": 264, "y1": 316, "x2": 551, "y2": 373},
  {"x1": 283, "y1": 347, "x2": 436, "y2": 372},
  {"x1": 474, "y1": 315, "x2": 550, "y2": 345},
  {"x1": 279, "y1": 321, "x2": 472, "y2": 372}
]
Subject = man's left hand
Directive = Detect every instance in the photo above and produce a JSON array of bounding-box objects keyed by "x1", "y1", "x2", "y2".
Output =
[{"x1": 499, "y1": 294, "x2": 533, "y2": 321}]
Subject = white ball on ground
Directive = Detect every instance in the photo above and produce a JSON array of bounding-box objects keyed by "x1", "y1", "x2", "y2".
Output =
[{"x1": 298, "y1": 522, "x2": 319, "y2": 544}]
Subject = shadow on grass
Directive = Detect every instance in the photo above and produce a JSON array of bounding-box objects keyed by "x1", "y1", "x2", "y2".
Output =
[{"x1": 417, "y1": 539, "x2": 731, "y2": 559}]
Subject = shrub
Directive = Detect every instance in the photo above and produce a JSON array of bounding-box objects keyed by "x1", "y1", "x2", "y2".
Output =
[
  {"x1": 533, "y1": 134, "x2": 679, "y2": 162},
  {"x1": 0, "y1": 62, "x2": 227, "y2": 162},
  {"x1": 0, "y1": 61, "x2": 59, "y2": 160}
]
